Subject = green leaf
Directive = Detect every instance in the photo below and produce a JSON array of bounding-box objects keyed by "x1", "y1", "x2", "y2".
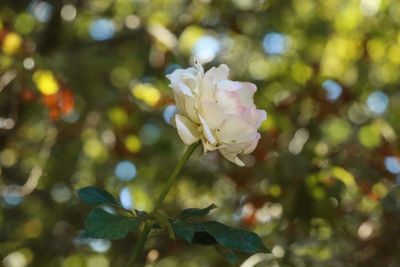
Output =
[
  {"x1": 152, "y1": 211, "x2": 176, "y2": 240},
  {"x1": 180, "y1": 204, "x2": 217, "y2": 219},
  {"x1": 78, "y1": 186, "x2": 119, "y2": 206},
  {"x1": 171, "y1": 220, "x2": 196, "y2": 243},
  {"x1": 215, "y1": 247, "x2": 238, "y2": 264},
  {"x1": 83, "y1": 208, "x2": 139, "y2": 239},
  {"x1": 202, "y1": 221, "x2": 268, "y2": 254},
  {"x1": 171, "y1": 220, "x2": 268, "y2": 254}
]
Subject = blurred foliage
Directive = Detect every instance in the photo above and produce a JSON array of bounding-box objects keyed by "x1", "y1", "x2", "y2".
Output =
[{"x1": 1, "y1": 0, "x2": 400, "y2": 266}]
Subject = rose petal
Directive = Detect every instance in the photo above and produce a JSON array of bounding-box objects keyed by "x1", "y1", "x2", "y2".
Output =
[
  {"x1": 254, "y1": 109, "x2": 267, "y2": 128},
  {"x1": 205, "y1": 64, "x2": 230, "y2": 81},
  {"x1": 167, "y1": 69, "x2": 185, "y2": 87},
  {"x1": 175, "y1": 114, "x2": 200, "y2": 145},
  {"x1": 199, "y1": 115, "x2": 217, "y2": 144},
  {"x1": 242, "y1": 133, "x2": 261, "y2": 154},
  {"x1": 217, "y1": 115, "x2": 257, "y2": 144},
  {"x1": 183, "y1": 96, "x2": 200, "y2": 123},
  {"x1": 179, "y1": 83, "x2": 194, "y2": 98},
  {"x1": 199, "y1": 101, "x2": 225, "y2": 129},
  {"x1": 216, "y1": 80, "x2": 257, "y2": 110},
  {"x1": 219, "y1": 149, "x2": 245, "y2": 167}
]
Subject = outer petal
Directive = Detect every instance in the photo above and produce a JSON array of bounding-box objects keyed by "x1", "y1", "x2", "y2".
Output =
[
  {"x1": 175, "y1": 114, "x2": 200, "y2": 145},
  {"x1": 182, "y1": 70, "x2": 200, "y2": 95},
  {"x1": 167, "y1": 69, "x2": 185, "y2": 87},
  {"x1": 253, "y1": 109, "x2": 267, "y2": 128},
  {"x1": 242, "y1": 133, "x2": 261, "y2": 154},
  {"x1": 199, "y1": 64, "x2": 230, "y2": 102},
  {"x1": 183, "y1": 96, "x2": 200, "y2": 124},
  {"x1": 216, "y1": 80, "x2": 257, "y2": 110},
  {"x1": 204, "y1": 64, "x2": 230, "y2": 81},
  {"x1": 199, "y1": 101, "x2": 225, "y2": 130},
  {"x1": 199, "y1": 115, "x2": 217, "y2": 144},
  {"x1": 172, "y1": 88, "x2": 185, "y2": 113},
  {"x1": 199, "y1": 77, "x2": 216, "y2": 102},
  {"x1": 219, "y1": 149, "x2": 245, "y2": 167},
  {"x1": 217, "y1": 115, "x2": 257, "y2": 144},
  {"x1": 179, "y1": 83, "x2": 194, "y2": 98},
  {"x1": 243, "y1": 108, "x2": 267, "y2": 128}
]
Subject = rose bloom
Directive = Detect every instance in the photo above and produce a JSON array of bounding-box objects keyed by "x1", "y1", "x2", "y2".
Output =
[{"x1": 167, "y1": 59, "x2": 267, "y2": 166}]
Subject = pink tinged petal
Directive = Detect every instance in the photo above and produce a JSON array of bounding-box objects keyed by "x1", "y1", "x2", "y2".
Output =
[
  {"x1": 199, "y1": 115, "x2": 217, "y2": 144},
  {"x1": 175, "y1": 114, "x2": 200, "y2": 145},
  {"x1": 237, "y1": 82, "x2": 257, "y2": 108},
  {"x1": 215, "y1": 90, "x2": 242, "y2": 114},
  {"x1": 217, "y1": 115, "x2": 257, "y2": 144},
  {"x1": 204, "y1": 64, "x2": 230, "y2": 81},
  {"x1": 215, "y1": 81, "x2": 246, "y2": 112},
  {"x1": 254, "y1": 109, "x2": 267, "y2": 128},
  {"x1": 242, "y1": 133, "x2": 261, "y2": 154},
  {"x1": 219, "y1": 149, "x2": 245, "y2": 167},
  {"x1": 199, "y1": 101, "x2": 225, "y2": 129},
  {"x1": 216, "y1": 80, "x2": 257, "y2": 109},
  {"x1": 243, "y1": 108, "x2": 267, "y2": 128}
]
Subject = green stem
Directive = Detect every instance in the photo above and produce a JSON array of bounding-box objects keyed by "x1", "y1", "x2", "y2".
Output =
[{"x1": 126, "y1": 143, "x2": 199, "y2": 267}]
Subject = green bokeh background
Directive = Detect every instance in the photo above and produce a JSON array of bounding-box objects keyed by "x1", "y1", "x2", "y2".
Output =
[{"x1": 1, "y1": 0, "x2": 400, "y2": 266}]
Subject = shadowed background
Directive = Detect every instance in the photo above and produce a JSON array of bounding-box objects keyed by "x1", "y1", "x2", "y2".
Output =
[{"x1": 1, "y1": 0, "x2": 400, "y2": 266}]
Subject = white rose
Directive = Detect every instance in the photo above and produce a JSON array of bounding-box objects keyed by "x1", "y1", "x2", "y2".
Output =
[{"x1": 167, "y1": 59, "x2": 267, "y2": 166}]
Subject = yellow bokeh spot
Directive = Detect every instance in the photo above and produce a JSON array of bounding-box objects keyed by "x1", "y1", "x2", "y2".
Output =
[
  {"x1": 179, "y1": 25, "x2": 204, "y2": 55},
  {"x1": 62, "y1": 255, "x2": 84, "y2": 267},
  {"x1": 108, "y1": 107, "x2": 128, "y2": 127},
  {"x1": 335, "y1": 6, "x2": 363, "y2": 32},
  {"x1": 248, "y1": 58, "x2": 269, "y2": 80},
  {"x1": 87, "y1": 255, "x2": 109, "y2": 267},
  {"x1": 133, "y1": 186, "x2": 152, "y2": 211},
  {"x1": 83, "y1": 139, "x2": 107, "y2": 160},
  {"x1": 124, "y1": 135, "x2": 141, "y2": 153},
  {"x1": 312, "y1": 187, "x2": 326, "y2": 200},
  {"x1": 323, "y1": 118, "x2": 351, "y2": 145},
  {"x1": 293, "y1": 0, "x2": 315, "y2": 18},
  {"x1": 291, "y1": 61, "x2": 313, "y2": 84},
  {"x1": 147, "y1": 11, "x2": 171, "y2": 26},
  {"x1": 372, "y1": 182, "x2": 388, "y2": 198},
  {"x1": 131, "y1": 83, "x2": 161, "y2": 107},
  {"x1": 321, "y1": 56, "x2": 344, "y2": 78},
  {"x1": 331, "y1": 167, "x2": 355, "y2": 187},
  {"x1": 367, "y1": 39, "x2": 385, "y2": 62},
  {"x1": 358, "y1": 124, "x2": 380, "y2": 149},
  {"x1": 14, "y1": 13, "x2": 35, "y2": 34},
  {"x1": 2, "y1": 32, "x2": 23, "y2": 55},
  {"x1": 388, "y1": 44, "x2": 400, "y2": 65},
  {"x1": 33, "y1": 70, "x2": 59, "y2": 95},
  {"x1": 269, "y1": 184, "x2": 281, "y2": 197}
]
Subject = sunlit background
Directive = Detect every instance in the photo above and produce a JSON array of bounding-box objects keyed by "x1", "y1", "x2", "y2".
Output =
[{"x1": 1, "y1": 0, "x2": 400, "y2": 266}]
